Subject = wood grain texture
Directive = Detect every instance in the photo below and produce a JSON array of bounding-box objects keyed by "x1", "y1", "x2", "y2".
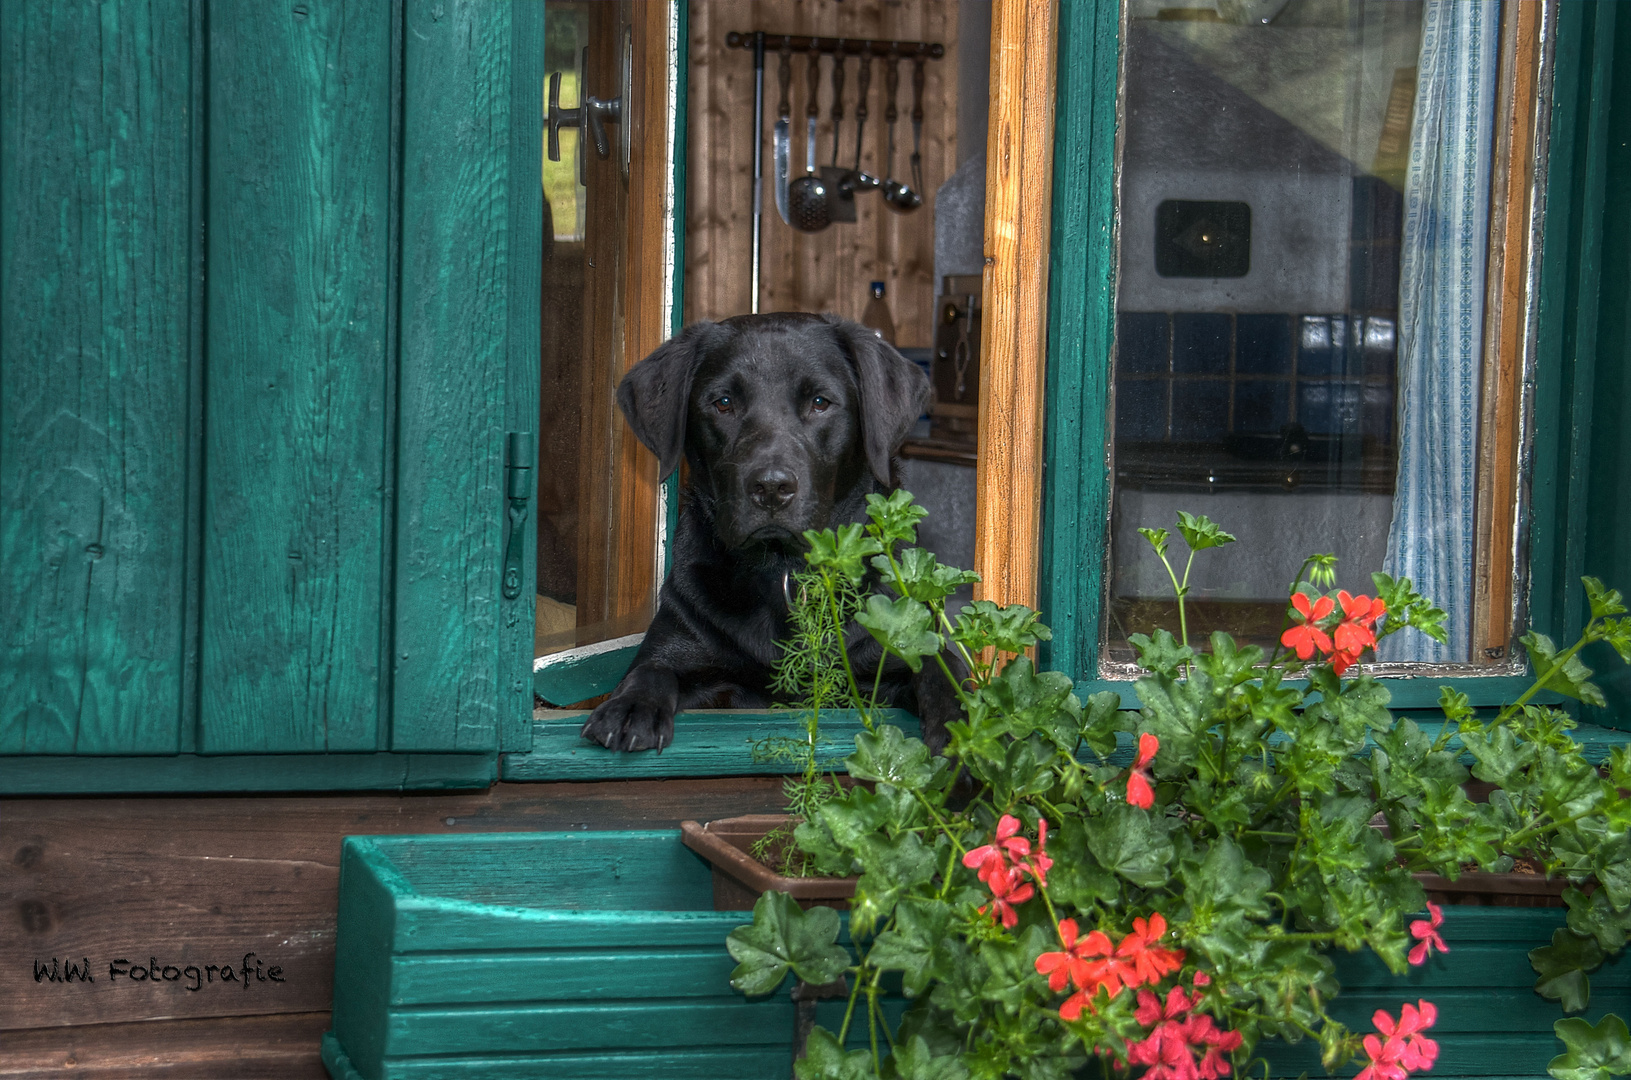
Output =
[
  {"x1": 1472, "y1": 0, "x2": 1545, "y2": 664},
  {"x1": 501, "y1": 5, "x2": 545, "y2": 751},
  {"x1": 1037, "y1": 0, "x2": 1120, "y2": 682},
  {"x1": 389, "y1": 0, "x2": 510, "y2": 752},
  {"x1": 0, "y1": 1011, "x2": 332, "y2": 1079},
  {"x1": 684, "y1": 0, "x2": 957, "y2": 346},
  {"x1": 0, "y1": 0, "x2": 194, "y2": 755},
  {"x1": 1, "y1": 780, "x2": 786, "y2": 1031},
  {"x1": 973, "y1": 0, "x2": 1057, "y2": 613},
  {"x1": 202, "y1": 2, "x2": 392, "y2": 753}
]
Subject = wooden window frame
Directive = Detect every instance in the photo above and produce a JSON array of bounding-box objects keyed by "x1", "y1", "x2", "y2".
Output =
[{"x1": 1017, "y1": 0, "x2": 1581, "y2": 709}]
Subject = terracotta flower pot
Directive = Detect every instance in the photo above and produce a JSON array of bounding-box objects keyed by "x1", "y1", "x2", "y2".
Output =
[{"x1": 680, "y1": 815, "x2": 856, "y2": 912}]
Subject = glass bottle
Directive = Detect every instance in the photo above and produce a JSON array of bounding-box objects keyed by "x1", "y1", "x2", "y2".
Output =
[{"x1": 861, "y1": 281, "x2": 896, "y2": 345}]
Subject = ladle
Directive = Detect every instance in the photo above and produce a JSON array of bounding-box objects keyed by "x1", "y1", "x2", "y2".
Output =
[
  {"x1": 882, "y1": 55, "x2": 922, "y2": 213},
  {"x1": 786, "y1": 53, "x2": 832, "y2": 232},
  {"x1": 840, "y1": 53, "x2": 881, "y2": 197}
]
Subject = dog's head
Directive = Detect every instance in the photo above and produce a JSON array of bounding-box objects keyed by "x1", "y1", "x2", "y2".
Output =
[{"x1": 617, "y1": 312, "x2": 931, "y2": 550}]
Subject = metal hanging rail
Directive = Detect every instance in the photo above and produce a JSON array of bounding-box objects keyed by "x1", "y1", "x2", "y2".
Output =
[{"x1": 724, "y1": 32, "x2": 945, "y2": 60}]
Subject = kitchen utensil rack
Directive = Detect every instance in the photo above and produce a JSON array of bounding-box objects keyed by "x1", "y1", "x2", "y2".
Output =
[{"x1": 725, "y1": 32, "x2": 945, "y2": 61}]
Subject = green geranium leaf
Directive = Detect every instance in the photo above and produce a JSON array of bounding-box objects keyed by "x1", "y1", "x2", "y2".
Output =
[
  {"x1": 1372, "y1": 572, "x2": 1449, "y2": 644},
  {"x1": 1139, "y1": 527, "x2": 1170, "y2": 558},
  {"x1": 1047, "y1": 816, "x2": 1119, "y2": 909},
  {"x1": 728, "y1": 891, "x2": 850, "y2": 996},
  {"x1": 1523, "y1": 631, "x2": 1607, "y2": 708},
  {"x1": 1565, "y1": 887, "x2": 1631, "y2": 952},
  {"x1": 1084, "y1": 803, "x2": 1175, "y2": 889},
  {"x1": 1601, "y1": 618, "x2": 1631, "y2": 665},
  {"x1": 953, "y1": 600, "x2": 1052, "y2": 655},
  {"x1": 796, "y1": 1027, "x2": 875, "y2": 1080},
  {"x1": 1438, "y1": 686, "x2": 1475, "y2": 722},
  {"x1": 851, "y1": 831, "x2": 938, "y2": 938},
  {"x1": 891, "y1": 1035, "x2": 972, "y2": 1080},
  {"x1": 1176, "y1": 511, "x2": 1236, "y2": 552},
  {"x1": 856, "y1": 594, "x2": 943, "y2": 672},
  {"x1": 881, "y1": 547, "x2": 981, "y2": 604},
  {"x1": 1584, "y1": 577, "x2": 1629, "y2": 621},
  {"x1": 867, "y1": 897, "x2": 953, "y2": 998},
  {"x1": 866, "y1": 489, "x2": 930, "y2": 547},
  {"x1": 1550, "y1": 1015, "x2": 1631, "y2": 1080},
  {"x1": 1129, "y1": 629, "x2": 1194, "y2": 679},
  {"x1": 981, "y1": 657, "x2": 1084, "y2": 750},
  {"x1": 1080, "y1": 690, "x2": 1124, "y2": 758},
  {"x1": 804, "y1": 523, "x2": 885, "y2": 585},
  {"x1": 846, "y1": 724, "x2": 936, "y2": 789},
  {"x1": 1531, "y1": 928, "x2": 1606, "y2": 1013},
  {"x1": 1197, "y1": 631, "x2": 1262, "y2": 686}
]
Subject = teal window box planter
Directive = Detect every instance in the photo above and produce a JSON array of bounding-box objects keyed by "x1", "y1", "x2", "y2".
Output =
[
  {"x1": 324, "y1": 834, "x2": 1629, "y2": 1080},
  {"x1": 322, "y1": 831, "x2": 795, "y2": 1080}
]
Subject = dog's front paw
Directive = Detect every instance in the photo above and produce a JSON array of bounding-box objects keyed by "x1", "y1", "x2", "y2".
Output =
[{"x1": 581, "y1": 692, "x2": 676, "y2": 752}]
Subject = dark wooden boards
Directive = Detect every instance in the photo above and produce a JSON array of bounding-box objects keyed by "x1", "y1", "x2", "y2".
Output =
[
  {"x1": 1, "y1": 779, "x2": 785, "y2": 1032},
  {"x1": 1, "y1": 1011, "x2": 333, "y2": 1080},
  {"x1": 0, "y1": 0, "x2": 195, "y2": 755}
]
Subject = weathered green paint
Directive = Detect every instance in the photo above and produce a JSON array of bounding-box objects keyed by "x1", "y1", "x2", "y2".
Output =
[
  {"x1": 502, "y1": 708, "x2": 920, "y2": 781},
  {"x1": 201, "y1": 1, "x2": 393, "y2": 753},
  {"x1": 3, "y1": 3, "x2": 540, "y2": 779},
  {"x1": 0, "y1": 750, "x2": 495, "y2": 795},
  {"x1": 501, "y1": 4, "x2": 544, "y2": 753},
  {"x1": 327, "y1": 832, "x2": 794, "y2": 1080},
  {"x1": 534, "y1": 636, "x2": 645, "y2": 706},
  {"x1": 0, "y1": 0, "x2": 195, "y2": 755},
  {"x1": 1038, "y1": 0, "x2": 1119, "y2": 688}
]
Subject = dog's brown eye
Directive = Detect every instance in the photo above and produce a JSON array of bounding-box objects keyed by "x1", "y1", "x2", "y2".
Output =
[
  {"x1": 811, "y1": 396, "x2": 830, "y2": 413},
  {"x1": 712, "y1": 397, "x2": 733, "y2": 414}
]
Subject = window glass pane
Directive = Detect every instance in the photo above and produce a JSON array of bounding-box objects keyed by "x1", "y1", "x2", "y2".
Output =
[{"x1": 1108, "y1": 0, "x2": 1502, "y2": 669}]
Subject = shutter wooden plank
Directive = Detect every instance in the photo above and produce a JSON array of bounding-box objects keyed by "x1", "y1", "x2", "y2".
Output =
[
  {"x1": 390, "y1": 0, "x2": 510, "y2": 752},
  {"x1": 0, "y1": 0, "x2": 193, "y2": 754},
  {"x1": 200, "y1": 1, "x2": 393, "y2": 752},
  {"x1": 500, "y1": 4, "x2": 544, "y2": 752}
]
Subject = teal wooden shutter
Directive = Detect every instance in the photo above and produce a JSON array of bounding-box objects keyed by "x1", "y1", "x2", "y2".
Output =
[{"x1": 0, "y1": 1, "x2": 541, "y2": 787}]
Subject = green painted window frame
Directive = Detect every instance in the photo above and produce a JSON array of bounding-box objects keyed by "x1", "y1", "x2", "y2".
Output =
[{"x1": 1039, "y1": 0, "x2": 1629, "y2": 724}]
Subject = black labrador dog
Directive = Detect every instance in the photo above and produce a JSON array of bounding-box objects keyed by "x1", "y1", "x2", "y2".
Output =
[{"x1": 579, "y1": 312, "x2": 964, "y2": 753}]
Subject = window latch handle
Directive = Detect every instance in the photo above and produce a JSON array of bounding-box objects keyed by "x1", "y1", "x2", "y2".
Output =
[{"x1": 502, "y1": 432, "x2": 533, "y2": 601}]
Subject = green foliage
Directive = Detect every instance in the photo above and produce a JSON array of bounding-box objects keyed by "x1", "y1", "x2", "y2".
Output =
[
  {"x1": 730, "y1": 496, "x2": 1631, "y2": 1080},
  {"x1": 1551, "y1": 1015, "x2": 1631, "y2": 1080},
  {"x1": 727, "y1": 891, "x2": 850, "y2": 996}
]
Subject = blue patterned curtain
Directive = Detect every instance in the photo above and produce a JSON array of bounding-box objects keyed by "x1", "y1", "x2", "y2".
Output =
[{"x1": 1379, "y1": 0, "x2": 1501, "y2": 664}]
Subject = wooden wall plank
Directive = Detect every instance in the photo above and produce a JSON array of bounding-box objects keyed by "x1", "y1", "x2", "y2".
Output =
[
  {"x1": 684, "y1": 0, "x2": 957, "y2": 347},
  {"x1": 0, "y1": 0, "x2": 193, "y2": 754},
  {"x1": 390, "y1": 0, "x2": 510, "y2": 752},
  {"x1": 1, "y1": 780, "x2": 786, "y2": 1031},
  {"x1": 201, "y1": 1, "x2": 393, "y2": 753},
  {"x1": 973, "y1": 0, "x2": 1057, "y2": 613},
  {"x1": 0, "y1": 1012, "x2": 332, "y2": 1080}
]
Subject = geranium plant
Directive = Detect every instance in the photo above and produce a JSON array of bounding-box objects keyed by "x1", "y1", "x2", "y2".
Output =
[{"x1": 724, "y1": 493, "x2": 1631, "y2": 1080}]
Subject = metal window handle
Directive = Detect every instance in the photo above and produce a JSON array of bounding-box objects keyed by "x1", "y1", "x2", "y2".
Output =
[{"x1": 547, "y1": 46, "x2": 622, "y2": 185}]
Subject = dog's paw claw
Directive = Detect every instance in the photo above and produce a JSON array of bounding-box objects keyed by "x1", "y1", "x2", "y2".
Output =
[{"x1": 581, "y1": 694, "x2": 675, "y2": 753}]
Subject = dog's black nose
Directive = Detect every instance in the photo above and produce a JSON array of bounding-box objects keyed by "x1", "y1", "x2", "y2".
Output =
[{"x1": 749, "y1": 468, "x2": 798, "y2": 512}]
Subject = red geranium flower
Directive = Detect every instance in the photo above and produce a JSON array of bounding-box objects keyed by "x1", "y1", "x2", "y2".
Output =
[
  {"x1": 1334, "y1": 590, "x2": 1385, "y2": 653},
  {"x1": 1116, "y1": 912, "x2": 1185, "y2": 987},
  {"x1": 977, "y1": 860, "x2": 1033, "y2": 929},
  {"x1": 1408, "y1": 902, "x2": 1448, "y2": 965},
  {"x1": 962, "y1": 814, "x2": 1051, "y2": 887},
  {"x1": 1126, "y1": 982, "x2": 1243, "y2": 1079},
  {"x1": 1038, "y1": 919, "x2": 1131, "y2": 1019},
  {"x1": 1281, "y1": 592, "x2": 1335, "y2": 660},
  {"x1": 1127, "y1": 732, "x2": 1159, "y2": 809},
  {"x1": 1357, "y1": 1001, "x2": 1439, "y2": 1080}
]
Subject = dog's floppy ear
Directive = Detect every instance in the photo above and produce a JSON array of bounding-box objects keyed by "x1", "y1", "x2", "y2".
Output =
[
  {"x1": 617, "y1": 321, "x2": 719, "y2": 480},
  {"x1": 824, "y1": 314, "x2": 931, "y2": 485}
]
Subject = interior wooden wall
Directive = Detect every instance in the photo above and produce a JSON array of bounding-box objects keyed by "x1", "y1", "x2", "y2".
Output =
[{"x1": 686, "y1": 0, "x2": 960, "y2": 347}]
